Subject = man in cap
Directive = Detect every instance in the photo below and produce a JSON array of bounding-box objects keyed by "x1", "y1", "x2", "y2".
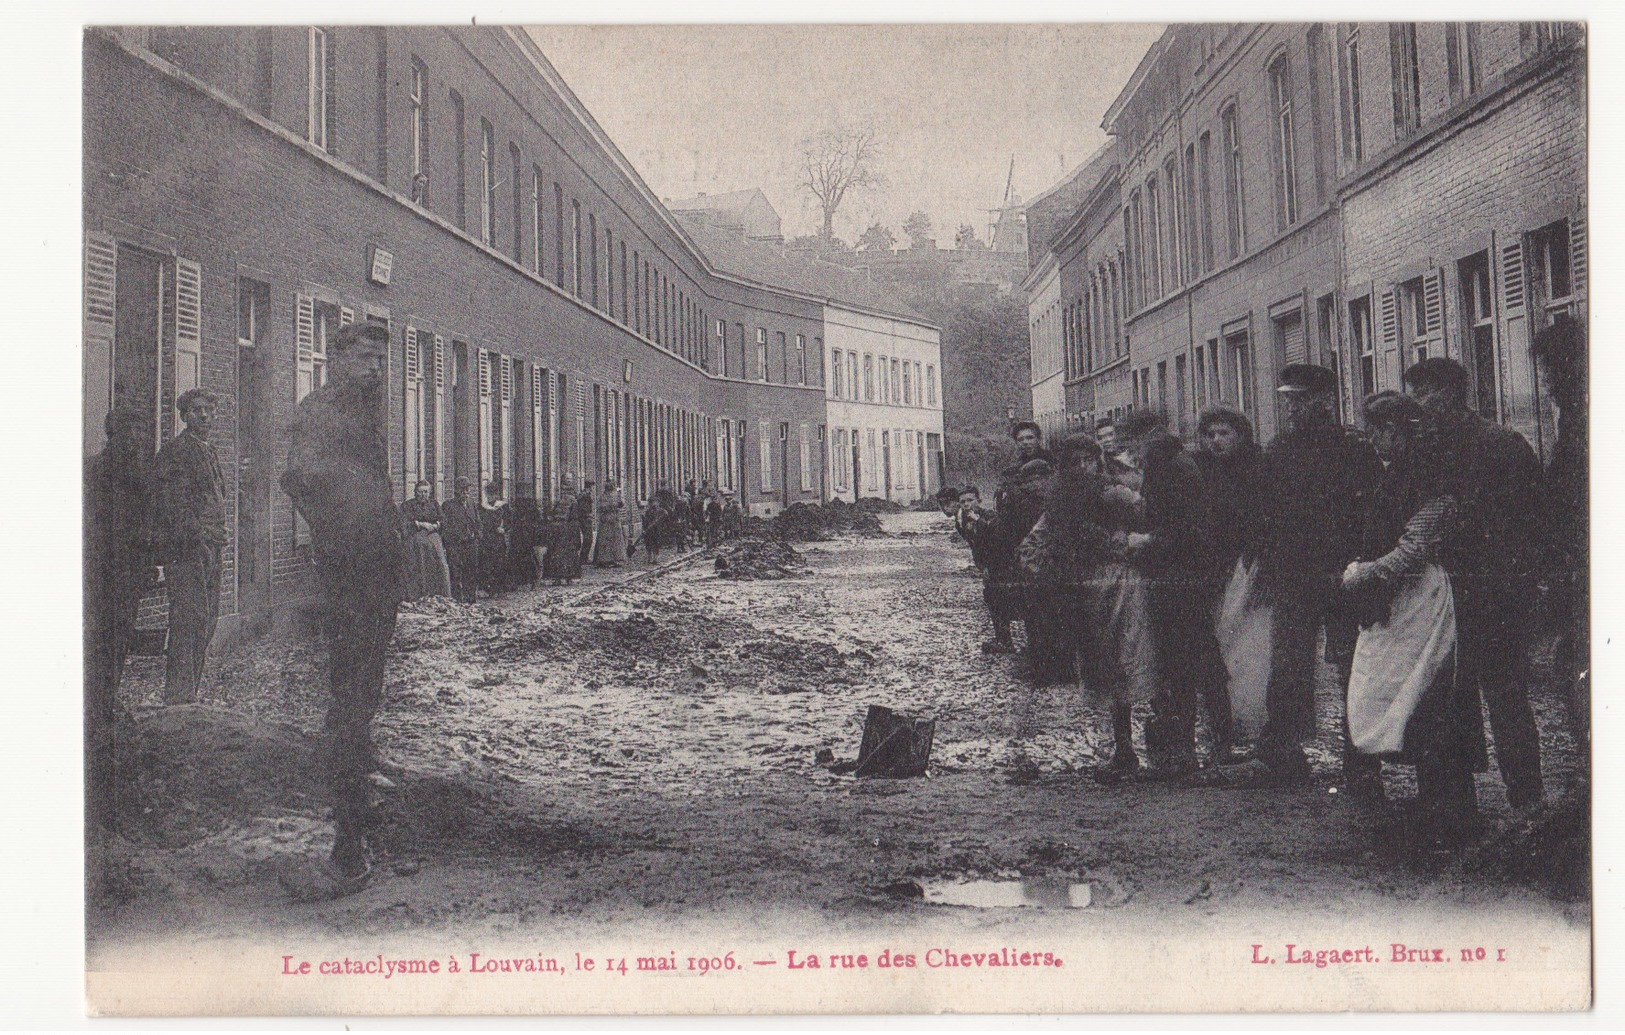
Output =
[
  {"x1": 281, "y1": 320, "x2": 405, "y2": 893},
  {"x1": 979, "y1": 420, "x2": 1054, "y2": 657},
  {"x1": 1229, "y1": 364, "x2": 1383, "y2": 789},
  {"x1": 440, "y1": 476, "x2": 482, "y2": 604},
  {"x1": 153, "y1": 387, "x2": 228, "y2": 704},
  {"x1": 1404, "y1": 356, "x2": 1546, "y2": 808}
]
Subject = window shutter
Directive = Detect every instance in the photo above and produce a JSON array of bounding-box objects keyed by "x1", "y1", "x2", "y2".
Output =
[
  {"x1": 1377, "y1": 287, "x2": 1399, "y2": 389},
  {"x1": 324, "y1": 28, "x2": 338, "y2": 156},
  {"x1": 1569, "y1": 210, "x2": 1587, "y2": 303},
  {"x1": 173, "y1": 257, "x2": 203, "y2": 398},
  {"x1": 403, "y1": 326, "x2": 421, "y2": 491},
  {"x1": 84, "y1": 233, "x2": 118, "y2": 453},
  {"x1": 477, "y1": 349, "x2": 494, "y2": 489},
  {"x1": 531, "y1": 366, "x2": 545, "y2": 501},
  {"x1": 433, "y1": 335, "x2": 446, "y2": 390},
  {"x1": 1422, "y1": 267, "x2": 1446, "y2": 357},
  {"x1": 1495, "y1": 234, "x2": 1538, "y2": 446},
  {"x1": 759, "y1": 422, "x2": 772, "y2": 492},
  {"x1": 339, "y1": 306, "x2": 354, "y2": 326},
  {"x1": 294, "y1": 293, "x2": 315, "y2": 400},
  {"x1": 432, "y1": 334, "x2": 447, "y2": 501}
]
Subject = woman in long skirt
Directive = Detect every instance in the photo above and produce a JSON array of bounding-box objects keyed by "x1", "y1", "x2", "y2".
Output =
[
  {"x1": 594, "y1": 478, "x2": 628, "y2": 567},
  {"x1": 507, "y1": 493, "x2": 543, "y2": 590},
  {"x1": 542, "y1": 497, "x2": 584, "y2": 585},
  {"x1": 1342, "y1": 391, "x2": 1487, "y2": 848},
  {"x1": 399, "y1": 481, "x2": 452, "y2": 600}
]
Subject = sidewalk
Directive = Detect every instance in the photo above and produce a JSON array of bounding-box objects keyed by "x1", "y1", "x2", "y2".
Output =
[{"x1": 466, "y1": 538, "x2": 717, "y2": 613}]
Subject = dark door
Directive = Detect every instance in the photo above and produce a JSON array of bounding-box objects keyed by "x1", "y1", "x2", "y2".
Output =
[
  {"x1": 235, "y1": 282, "x2": 273, "y2": 616},
  {"x1": 113, "y1": 246, "x2": 164, "y2": 453}
]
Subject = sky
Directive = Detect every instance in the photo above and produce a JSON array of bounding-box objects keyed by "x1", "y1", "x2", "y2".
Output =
[{"x1": 528, "y1": 24, "x2": 1166, "y2": 246}]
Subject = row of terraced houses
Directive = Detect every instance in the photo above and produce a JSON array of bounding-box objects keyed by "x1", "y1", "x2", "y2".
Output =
[
  {"x1": 83, "y1": 25, "x2": 943, "y2": 639},
  {"x1": 1027, "y1": 22, "x2": 1585, "y2": 458}
]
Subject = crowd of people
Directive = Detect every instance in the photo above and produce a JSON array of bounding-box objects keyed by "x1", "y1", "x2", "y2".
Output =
[
  {"x1": 941, "y1": 318, "x2": 1588, "y2": 853},
  {"x1": 394, "y1": 474, "x2": 747, "y2": 602}
]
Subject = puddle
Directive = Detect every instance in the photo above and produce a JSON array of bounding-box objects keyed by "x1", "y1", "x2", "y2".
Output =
[{"x1": 922, "y1": 877, "x2": 1093, "y2": 909}]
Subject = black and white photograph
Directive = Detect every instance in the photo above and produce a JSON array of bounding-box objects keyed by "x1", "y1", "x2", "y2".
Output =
[{"x1": 72, "y1": 16, "x2": 1592, "y2": 1016}]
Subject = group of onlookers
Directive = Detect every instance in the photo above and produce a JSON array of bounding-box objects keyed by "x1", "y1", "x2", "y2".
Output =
[
  {"x1": 396, "y1": 475, "x2": 745, "y2": 601},
  {"x1": 944, "y1": 315, "x2": 1587, "y2": 852}
]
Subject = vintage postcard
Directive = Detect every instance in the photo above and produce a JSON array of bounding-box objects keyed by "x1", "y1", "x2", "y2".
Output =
[{"x1": 80, "y1": 19, "x2": 1591, "y2": 1016}]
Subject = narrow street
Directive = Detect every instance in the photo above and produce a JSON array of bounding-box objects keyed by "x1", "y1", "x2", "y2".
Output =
[{"x1": 89, "y1": 514, "x2": 1587, "y2": 1011}]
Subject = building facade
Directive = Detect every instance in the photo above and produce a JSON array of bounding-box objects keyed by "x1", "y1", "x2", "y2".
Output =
[
  {"x1": 84, "y1": 25, "x2": 924, "y2": 636},
  {"x1": 1026, "y1": 22, "x2": 1584, "y2": 456},
  {"x1": 824, "y1": 305, "x2": 946, "y2": 503},
  {"x1": 1025, "y1": 252, "x2": 1065, "y2": 440}
]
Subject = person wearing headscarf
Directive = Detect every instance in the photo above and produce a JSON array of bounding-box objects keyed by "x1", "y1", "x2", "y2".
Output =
[{"x1": 593, "y1": 478, "x2": 628, "y2": 567}]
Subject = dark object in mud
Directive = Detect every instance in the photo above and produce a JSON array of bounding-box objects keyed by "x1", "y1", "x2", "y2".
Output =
[
  {"x1": 770, "y1": 500, "x2": 886, "y2": 541},
  {"x1": 814, "y1": 747, "x2": 835, "y2": 766},
  {"x1": 856, "y1": 496, "x2": 907, "y2": 514},
  {"x1": 880, "y1": 879, "x2": 925, "y2": 900},
  {"x1": 854, "y1": 705, "x2": 935, "y2": 778},
  {"x1": 714, "y1": 537, "x2": 808, "y2": 580}
]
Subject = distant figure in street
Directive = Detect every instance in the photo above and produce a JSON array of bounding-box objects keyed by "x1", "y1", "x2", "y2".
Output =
[
  {"x1": 542, "y1": 497, "x2": 584, "y2": 586},
  {"x1": 440, "y1": 477, "x2": 481, "y2": 604},
  {"x1": 399, "y1": 480, "x2": 452, "y2": 601},
  {"x1": 704, "y1": 489, "x2": 725, "y2": 548},
  {"x1": 154, "y1": 387, "x2": 228, "y2": 704},
  {"x1": 507, "y1": 491, "x2": 544, "y2": 590},
  {"x1": 1405, "y1": 356, "x2": 1546, "y2": 809},
  {"x1": 280, "y1": 320, "x2": 405, "y2": 894},
  {"x1": 478, "y1": 481, "x2": 509, "y2": 596},
  {"x1": 85, "y1": 407, "x2": 156, "y2": 829},
  {"x1": 575, "y1": 479, "x2": 598, "y2": 565},
  {"x1": 1227, "y1": 364, "x2": 1383, "y2": 790},
  {"x1": 723, "y1": 493, "x2": 745, "y2": 537},
  {"x1": 642, "y1": 495, "x2": 671, "y2": 564},
  {"x1": 594, "y1": 478, "x2": 627, "y2": 567},
  {"x1": 670, "y1": 492, "x2": 691, "y2": 550}
]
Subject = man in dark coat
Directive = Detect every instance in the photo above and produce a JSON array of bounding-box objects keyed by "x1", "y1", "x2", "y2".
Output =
[
  {"x1": 1405, "y1": 357, "x2": 1546, "y2": 808},
  {"x1": 439, "y1": 477, "x2": 481, "y2": 603},
  {"x1": 85, "y1": 407, "x2": 156, "y2": 829},
  {"x1": 575, "y1": 479, "x2": 598, "y2": 564},
  {"x1": 153, "y1": 388, "x2": 228, "y2": 704},
  {"x1": 980, "y1": 421, "x2": 1053, "y2": 656},
  {"x1": 280, "y1": 321, "x2": 405, "y2": 892},
  {"x1": 1238, "y1": 364, "x2": 1384, "y2": 787},
  {"x1": 1117, "y1": 409, "x2": 1226, "y2": 777}
]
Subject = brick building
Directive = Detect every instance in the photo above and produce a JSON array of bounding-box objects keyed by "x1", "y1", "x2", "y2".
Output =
[
  {"x1": 83, "y1": 25, "x2": 870, "y2": 636},
  {"x1": 1026, "y1": 22, "x2": 1585, "y2": 455}
]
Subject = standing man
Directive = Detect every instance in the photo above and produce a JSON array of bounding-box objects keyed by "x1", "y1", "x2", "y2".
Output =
[
  {"x1": 575, "y1": 479, "x2": 598, "y2": 565},
  {"x1": 85, "y1": 407, "x2": 156, "y2": 829},
  {"x1": 439, "y1": 476, "x2": 481, "y2": 604},
  {"x1": 1116, "y1": 410, "x2": 1226, "y2": 779},
  {"x1": 1233, "y1": 364, "x2": 1383, "y2": 789},
  {"x1": 280, "y1": 321, "x2": 405, "y2": 892},
  {"x1": 153, "y1": 388, "x2": 228, "y2": 704},
  {"x1": 1404, "y1": 357, "x2": 1546, "y2": 808},
  {"x1": 983, "y1": 421, "x2": 1055, "y2": 658}
]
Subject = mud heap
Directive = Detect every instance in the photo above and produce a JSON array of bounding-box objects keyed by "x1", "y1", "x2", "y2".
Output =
[
  {"x1": 856, "y1": 496, "x2": 907, "y2": 514},
  {"x1": 769, "y1": 500, "x2": 885, "y2": 541},
  {"x1": 714, "y1": 536, "x2": 808, "y2": 580}
]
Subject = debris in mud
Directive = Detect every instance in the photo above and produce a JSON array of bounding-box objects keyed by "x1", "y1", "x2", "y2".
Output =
[
  {"x1": 1465, "y1": 785, "x2": 1590, "y2": 900},
  {"x1": 856, "y1": 496, "x2": 907, "y2": 514},
  {"x1": 814, "y1": 748, "x2": 835, "y2": 766},
  {"x1": 769, "y1": 500, "x2": 886, "y2": 542},
  {"x1": 854, "y1": 705, "x2": 935, "y2": 778},
  {"x1": 922, "y1": 877, "x2": 1093, "y2": 909},
  {"x1": 714, "y1": 537, "x2": 808, "y2": 580},
  {"x1": 880, "y1": 879, "x2": 925, "y2": 900}
]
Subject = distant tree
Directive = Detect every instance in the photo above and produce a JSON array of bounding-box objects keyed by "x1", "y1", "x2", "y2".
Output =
[
  {"x1": 798, "y1": 125, "x2": 885, "y2": 242},
  {"x1": 857, "y1": 222, "x2": 897, "y2": 253},
  {"x1": 903, "y1": 210, "x2": 935, "y2": 249},
  {"x1": 786, "y1": 234, "x2": 856, "y2": 262},
  {"x1": 954, "y1": 224, "x2": 987, "y2": 251}
]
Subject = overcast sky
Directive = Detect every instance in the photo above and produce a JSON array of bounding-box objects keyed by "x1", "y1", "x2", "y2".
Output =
[{"x1": 527, "y1": 24, "x2": 1166, "y2": 245}]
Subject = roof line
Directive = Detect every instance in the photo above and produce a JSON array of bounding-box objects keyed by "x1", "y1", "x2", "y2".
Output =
[{"x1": 1102, "y1": 28, "x2": 1175, "y2": 133}]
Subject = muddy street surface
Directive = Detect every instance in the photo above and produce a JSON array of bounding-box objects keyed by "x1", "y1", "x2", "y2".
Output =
[{"x1": 90, "y1": 512, "x2": 1588, "y2": 1011}]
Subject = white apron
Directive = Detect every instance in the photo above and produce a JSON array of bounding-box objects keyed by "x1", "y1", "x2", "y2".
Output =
[
  {"x1": 1346, "y1": 562, "x2": 1457, "y2": 754},
  {"x1": 1214, "y1": 557, "x2": 1273, "y2": 741}
]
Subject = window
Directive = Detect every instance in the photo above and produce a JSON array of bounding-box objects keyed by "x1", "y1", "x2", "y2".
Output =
[
  {"x1": 1317, "y1": 294, "x2": 1341, "y2": 419},
  {"x1": 1183, "y1": 143, "x2": 1201, "y2": 278},
  {"x1": 530, "y1": 166, "x2": 543, "y2": 273},
  {"x1": 623, "y1": 245, "x2": 631, "y2": 326},
  {"x1": 509, "y1": 144, "x2": 522, "y2": 260},
  {"x1": 589, "y1": 214, "x2": 599, "y2": 307},
  {"x1": 1145, "y1": 176, "x2": 1163, "y2": 300},
  {"x1": 1163, "y1": 155, "x2": 1182, "y2": 288},
  {"x1": 832, "y1": 348, "x2": 844, "y2": 397},
  {"x1": 410, "y1": 59, "x2": 427, "y2": 201},
  {"x1": 926, "y1": 364, "x2": 937, "y2": 406},
  {"x1": 716, "y1": 320, "x2": 727, "y2": 376},
  {"x1": 890, "y1": 358, "x2": 901, "y2": 403},
  {"x1": 307, "y1": 28, "x2": 330, "y2": 151},
  {"x1": 479, "y1": 120, "x2": 494, "y2": 246},
  {"x1": 1196, "y1": 137, "x2": 1214, "y2": 277},
  {"x1": 757, "y1": 328, "x2": 769, "y2": 381},
  {"x1": 570, "y1": 200, "x2": 582, "y2": 296},
  {"x1": 1399, "y1": 277, "x2": 1427, "y2": 364},
  {"x1": 1529, "y1": 219, "x2": 1574, "y2": 306},
  {"x1": 553, "y1": 183, "x2": 564, "y2": 285},
  {"x1": 1528, "y1": 22, "x2": 1574, "y2": 56},
  {"x1": 1193, "y1": 344, "x2": 1207, "y2": 411},
  {"x1": 1339, "y1": 26, "x2": 1364, "y2": 163},
  {"x1": 1458, "y1": 251, "x2": 1498, "y2": 417},
  {"x1": 777, "y1": 332, "x2": 788, "y2": 381},
  {"x1": 914, "y1": 361, "x2": 923, "y2": 406},
  {"x1": 297, "y1": 297, "x2": 338, "y2": 401},
  {"x1": 451, "y1": 91, "x2": 467, "y2": 227},
  {"x1": 799, "y1": 424, "x2": 812, "y2": 490},
  {"x1": 849, "y1": 352, "x2": 860, "y2": 401},
  {"x1": 864, "y1": 354, "x2": 875, "y2": 401},
  {"x1": 1221, "y1": 103, "x2": 1245, "y2": 258},
  {"x1": 796, "y1": 334, "x2": 807, "y2": 385},
  {"x1": 1269, "y1": 53, "x2": 1299, "y2": 228},
  {"x1": 1349, "y1": 296, "x2": 1376, "y2": 399},
  {"x1": 1446, "y1": 23, "x2": 1481, "y2": 103},
  {"x1": 1390, "y1": 24, "x2": 1421, "y2": 138},
  {"x1": 605, "y1": 229, "x2": 614, "y2": 316},
  {"x1": 1228, "y1": 329, "x2": 1253, "y2": 416},
  {"x1": 759, "y1": 422, "x2": 774, "y2": 491}
]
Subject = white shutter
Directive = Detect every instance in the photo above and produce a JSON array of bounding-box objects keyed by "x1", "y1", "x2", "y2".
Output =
[
  {"x1": 174, "y1": 258, "x2": 203, "y2": 398},
  {"x1": 477, "y1": 349, "x2": 493, "y2": 489},
  {"x1": 432, "y1": 335, "x2": 447, "y2": 501},
  {"x1": 404, "y1": 326, "x2": 422, "y2": 492},
  {"x1": 1377, "y1": 287, "x2": 1399, "y2": 390},
  {"x1": 1422, "y1": 267, "x2": 1446, "y2": 358},
  {"x1": 531, "y1": 366, "x2": 545, "y2": 501},
  {"x1": 499, "y1": 355, "x2": 514, "y2": 488},
  {"x1": 1569, "y1": 210, "x2": 1587, "y2": 304},
  {"x1": 799, "y1": 423, "x2": 811, "y2": 490},
  {"x1": 339, "y1": 306, "x2": 354, "y2": 326},
  {"x1": 759, "y1": 422, "x2": 773, "y2": 492},
  {"x1": 295, "y1": 293, "x2": 315, "y2": 401},
  {"x1": 1496, "y1": 235, "x2": 1538, "y2": 444},
  {"x1": 84, "y1": 233, "x2": 118, "y2": 454}
]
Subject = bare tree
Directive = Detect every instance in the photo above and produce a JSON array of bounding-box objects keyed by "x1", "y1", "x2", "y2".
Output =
[{"x1": 799, "y1": 125, "x2": 884, "y2": 241}]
